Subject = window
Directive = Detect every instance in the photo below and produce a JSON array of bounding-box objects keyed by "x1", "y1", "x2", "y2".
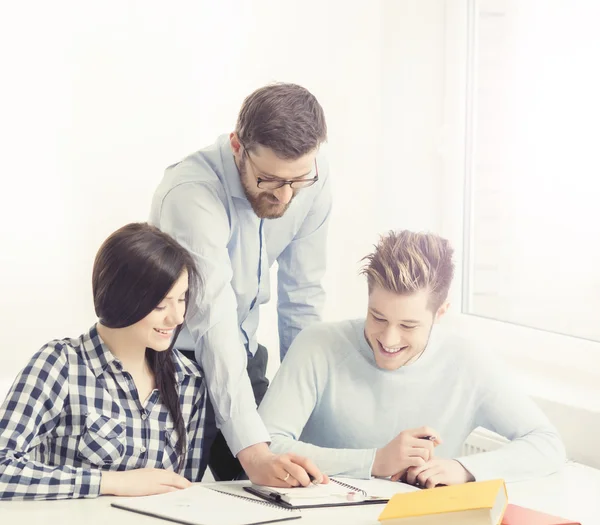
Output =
[{"x1": 463, "y1": 0, "x2": 600, "y2": 342}]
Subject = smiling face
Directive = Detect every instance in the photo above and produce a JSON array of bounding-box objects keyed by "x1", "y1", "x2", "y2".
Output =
[
  {"x1": 364, "y1": 285, "x2": 448, "y2": 370},
  {"x1": 123, "y1": 270, "x2": 189, "y2": 352}
]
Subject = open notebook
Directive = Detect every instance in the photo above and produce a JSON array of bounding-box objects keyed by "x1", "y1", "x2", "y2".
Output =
[
  {"x1": 111, "y1": 484, "x2": 301, "y2": 525},
  {"x1": 243, "y1": 477, "x2": 418, "y2": 509}
]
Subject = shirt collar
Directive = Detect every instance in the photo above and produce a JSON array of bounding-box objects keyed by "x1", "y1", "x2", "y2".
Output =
[
  {"x1": 81, "y1": 324, "x2": 204, "y2": 383},
  {"x1": 171, "y1": 349, "x2": 204, "y2": 384},
  {"x1": 80, "y1": 324, "x2": 119, "y2": 378},
  {"x1": 219, "y1": 134, "x2": 247, "y2": 200}
]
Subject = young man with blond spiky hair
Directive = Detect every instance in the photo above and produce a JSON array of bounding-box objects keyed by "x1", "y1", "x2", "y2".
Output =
[{"x1": 259, "y1": 230, "x2": 566, "y2": 488}]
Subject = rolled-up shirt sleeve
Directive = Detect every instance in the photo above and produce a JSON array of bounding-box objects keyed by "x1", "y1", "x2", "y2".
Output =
[{"x1": 157, "y1": 183, "x2": 270, "y2": 455}]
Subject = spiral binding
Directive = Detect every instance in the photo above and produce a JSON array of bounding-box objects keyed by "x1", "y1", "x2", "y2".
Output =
[
  {"x1": 330, "y1": 478, "x2": 368, "y2": 497},
  {"x1": 208, "y1": 488, "x2": 297, "y2": 512}
]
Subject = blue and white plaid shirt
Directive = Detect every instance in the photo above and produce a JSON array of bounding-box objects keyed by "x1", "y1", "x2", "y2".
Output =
[{"x1": 0, "y1": 325, "x2": 206, "y2": 500}]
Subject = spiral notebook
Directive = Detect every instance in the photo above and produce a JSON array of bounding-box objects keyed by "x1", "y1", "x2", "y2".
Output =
[
  {"x1": 243, "y1": 477, "x2": 392, "y2": 509},
  {"x1": 111, "y1": 484, "x2": 301, "y2": 525}
]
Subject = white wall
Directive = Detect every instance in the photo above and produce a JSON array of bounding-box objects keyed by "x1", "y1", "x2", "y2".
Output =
[
  {"x1": 0, "y1": 1, "x2": 446, "y2": 391},
  {"x1": 261, "y1": 0, "x2": 448, "y2": 379},
  {"x1": 378, "y1": 0, "x2": 446, "y2": 234},
  {"x1": 0, "y1": 1, "x2": 448, "y2": 387}
]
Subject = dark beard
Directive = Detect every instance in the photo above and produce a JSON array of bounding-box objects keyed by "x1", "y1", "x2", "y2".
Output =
[
  {"x1": 247, "y1": 193, "x2": 291, "y2": 219},
  {"x1": 238, "y1": 158, "x2": 294, "y2": 219}
]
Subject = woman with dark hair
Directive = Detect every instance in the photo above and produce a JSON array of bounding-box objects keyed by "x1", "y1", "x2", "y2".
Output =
[{"x1": 0, "y1": 223, "x2": 206, "y2": 500}]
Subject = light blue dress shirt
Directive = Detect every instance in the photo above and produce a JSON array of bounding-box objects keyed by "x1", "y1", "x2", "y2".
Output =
[{"x1": 149, "y1": 135, "x2": 331, "y2": 455}]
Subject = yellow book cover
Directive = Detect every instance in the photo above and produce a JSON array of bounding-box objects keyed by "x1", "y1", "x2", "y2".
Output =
[{"x1": 378, "y1": 479, "x2": 507, "y2": 525}]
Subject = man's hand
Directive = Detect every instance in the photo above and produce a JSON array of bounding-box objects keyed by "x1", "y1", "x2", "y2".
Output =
[
  {"x1": 402, "y1": 458, "x2": 475, "y2": 488},
  {"x1": 372, "y1": 426, "x2": 442, "y2": 478},
  {"x1": 100, "y1": 468, "x2": 192, "y2": 496},
  {"x1": 237, "y1": 443, "x2": 329, "y2": 487}
]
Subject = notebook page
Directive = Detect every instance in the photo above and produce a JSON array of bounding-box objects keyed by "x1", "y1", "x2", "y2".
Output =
[
  {"x1": 256, "y1": 481, "x2": 357, "y2": 499},
  {"x1": 257, "y1": 478, "x2": 418, "y2": 499},
  {"x1": 112, "y1": 484, "x2": 299, "y2": 525},
  {"x1": 338, "y1": 477, "x2": 420, "y2": 499},
  {"x1": 252, "y1": 477, "x2": 417, "y2": 504}
]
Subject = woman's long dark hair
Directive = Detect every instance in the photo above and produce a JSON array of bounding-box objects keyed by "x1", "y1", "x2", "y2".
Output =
[{"x1": 92, "y1": 222, "x2": 201, "y2": 472}]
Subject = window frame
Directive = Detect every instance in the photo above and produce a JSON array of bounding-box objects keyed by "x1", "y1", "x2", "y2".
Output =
[{"x1": 440, "y1": 0, "x2": 600, "y2": 408}]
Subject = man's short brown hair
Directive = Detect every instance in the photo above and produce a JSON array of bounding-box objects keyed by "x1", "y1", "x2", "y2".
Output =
[
  {"x1": 361, "y1": 230, "x2": 455, "y2": 311},
  {"x1": 235, "y1": 83, "x2": 327, "y2": 159}
]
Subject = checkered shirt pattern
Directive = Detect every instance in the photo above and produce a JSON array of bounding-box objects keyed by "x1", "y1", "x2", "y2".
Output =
[{"x1": 0, "y1": 325, "x2": 206, "y2": 500}]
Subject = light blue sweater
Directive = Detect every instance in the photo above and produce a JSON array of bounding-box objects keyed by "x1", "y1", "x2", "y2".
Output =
[{"x1": 258, "y1": 319, "x2": 566, "y2": 481}]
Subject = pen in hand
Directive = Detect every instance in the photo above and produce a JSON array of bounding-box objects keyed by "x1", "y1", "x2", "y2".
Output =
[
  {"x1": 308, "y1": 474, "x2": 321, "y2": 486},
  {"x1": 390, "y1": 433, "x2": 442, "y2": 484},
  {"x1": 412, "y1": 435, "x2": 443, "y2": 487}
]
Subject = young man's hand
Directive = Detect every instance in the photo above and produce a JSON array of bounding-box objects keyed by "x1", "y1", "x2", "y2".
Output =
[
  {"x1": 372, "y1": 426, "x2": 442, "y2": 478},
  {"x1": 100, "y1": 468, "x2": 192, "y2": 496},
  {"x1": 237, "y1": 442, "x2": 329, "y2": 487},
  {"x1": 400, "y1": 458, "x2": 475, "y2": 488}
]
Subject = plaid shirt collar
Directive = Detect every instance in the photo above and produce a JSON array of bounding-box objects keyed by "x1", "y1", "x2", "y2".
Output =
[{"x1": 81, "y1": 324, "x2": 202, "y2": 384}]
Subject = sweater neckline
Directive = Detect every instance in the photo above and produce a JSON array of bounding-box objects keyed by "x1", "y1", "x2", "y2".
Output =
[{"x1": 351, "y1": 318, "x2": 442, "y2": 375}]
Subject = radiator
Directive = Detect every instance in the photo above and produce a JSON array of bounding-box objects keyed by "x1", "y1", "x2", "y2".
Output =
[{"x1": 462, "y1": 427, "x2": 509, "y2": 455}]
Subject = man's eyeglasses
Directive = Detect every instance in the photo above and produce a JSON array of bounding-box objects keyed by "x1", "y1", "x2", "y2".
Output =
[{"x1": 240, "y1": 140, "x2": 319, "y2": 190}]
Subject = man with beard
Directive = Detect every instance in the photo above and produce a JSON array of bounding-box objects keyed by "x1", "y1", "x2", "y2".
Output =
[
  {"x1": 150, "y1": 83, "x2": 331, "y2": 487},
  {"x1": 258, "y1": 230, "x2": 566, "y2": 487}
]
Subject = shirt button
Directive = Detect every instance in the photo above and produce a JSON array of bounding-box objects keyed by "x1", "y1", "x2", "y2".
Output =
[
  {"x1": 141, "y1": 413, "x2": 148, "y2": 420},
  {"x1": 140, "y1": 446, "x2": 147, "y2": 453}
]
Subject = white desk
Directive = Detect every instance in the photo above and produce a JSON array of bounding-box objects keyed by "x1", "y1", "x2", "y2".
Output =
[
  {"x1": 505, "y1": 461, "x2": 600, "y2": 524},
  {"x1": 1, "y1": 462, "x2": 598, "y2": 524}
]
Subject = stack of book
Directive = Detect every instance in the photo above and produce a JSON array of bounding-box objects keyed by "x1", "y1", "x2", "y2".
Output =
[{"x1": 377, "y1": 479, "x2": 580, "y2": 525}]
